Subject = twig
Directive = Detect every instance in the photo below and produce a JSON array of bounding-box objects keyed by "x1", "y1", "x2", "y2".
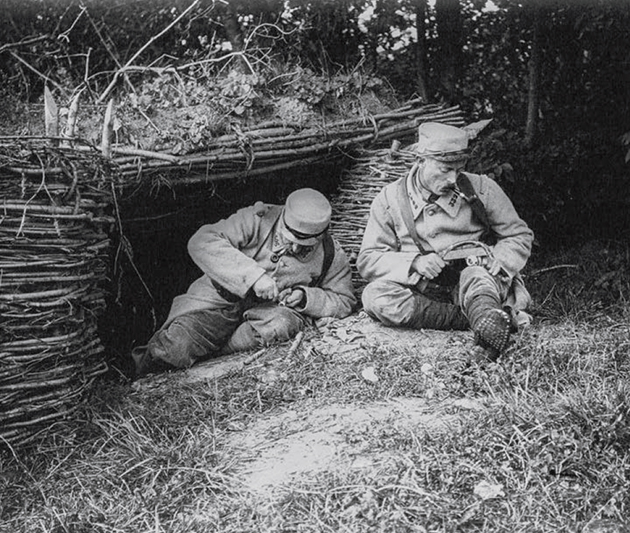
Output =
[
  {"x1": 96, "y1": 0, "x2": 201, "y2": 104},
  {"x1": 528, "y1": 264, "x2": 580, "y2": 277},
  {"x1": 111, "y1": 146, "x2": 179, "y2": 163},
  {"x1": 0, "y1": 35, "x2": 51, "y2": 54},
  {"x1": 9, "y1": 51, "x2": 67, "y2": 96},
  {"x1": 287, "y1": 331, "x2": 305, "y2": 358},
  {"x1": 243, "y1": 348, "x2": 268, "y2": 365}
]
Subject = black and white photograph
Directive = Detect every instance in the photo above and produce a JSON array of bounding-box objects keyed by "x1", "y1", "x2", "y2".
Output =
[{"x1": 1, "y1": 0, "x2": 629, "y2": 531}]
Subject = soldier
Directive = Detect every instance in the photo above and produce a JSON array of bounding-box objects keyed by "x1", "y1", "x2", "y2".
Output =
[
  {"x1": 133, "y1": 188, "x2": 356, "y2": 377},
  {"x1": 357, "y1": 122, "x2": 534, "y2": 360}
]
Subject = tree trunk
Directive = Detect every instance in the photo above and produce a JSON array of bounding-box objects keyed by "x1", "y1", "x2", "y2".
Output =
[
  {"x1": 414, "y1": 0, "x2": 429, "y2": 101},
  {"x1": 435, "y1": 0, "x2": 464, "y2": 104},
  {"x1": 525, "y1": 3, "x2": 543, "y2": 147}
]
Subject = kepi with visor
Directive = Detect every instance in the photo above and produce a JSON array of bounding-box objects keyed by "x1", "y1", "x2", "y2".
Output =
[
  {"x1": 416, "y1": 122, "x2": 471, "y2": 163},
  {"x1": 281, "y1": 188, "x2": 332, "y2": 246}
]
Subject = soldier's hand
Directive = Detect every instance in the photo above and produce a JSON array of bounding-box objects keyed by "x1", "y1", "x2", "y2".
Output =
[
  {"x1": 412, "y1": 253, "x2": 446, "y2": 279},
  {"x1": 252, "y1": 274, "x2": 278, "y2": 300},
  {"x1": 278, "y1": 288, "x2": 306, "y2": 308},
  {"x1": 486, "y1": 257, "x2": 505, "y2": 277}
]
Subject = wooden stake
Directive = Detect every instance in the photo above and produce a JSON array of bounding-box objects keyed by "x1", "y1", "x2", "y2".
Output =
[
  {"x1": 62, "y1": 90, "x2": 83, "y2": 143},
  {"x1": 44, "y1": 86, "x2": 59, "y2": 143},
  {"x1": 101, "y1": 99, "x2": 114, "y2": 158}
]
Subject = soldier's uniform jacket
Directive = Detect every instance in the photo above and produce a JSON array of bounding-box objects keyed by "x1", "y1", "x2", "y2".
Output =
[
  {"x1": 165, "y1": 202, "x2": 356, "y2": 325},
  {"x1": 357, "y1": 165, "x2": 534, "y2": 289}
]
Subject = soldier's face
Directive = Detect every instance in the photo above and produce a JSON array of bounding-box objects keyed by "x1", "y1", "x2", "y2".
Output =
[
  {"x1": 418, "y1": 158, "x2": 466, "y2": 196},
  {"x1": 278, "y1": 231, "x2": 316, "y2": 258}
]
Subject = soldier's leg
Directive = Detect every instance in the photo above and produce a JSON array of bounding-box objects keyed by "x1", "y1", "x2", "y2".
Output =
[
  {"x1": 361, "y1": 279, "x2": 468, "y2": 330},
  {"x1": 222, "y1": 304, "x2": 307, "y2": 354},
  {"x1": 140, "y1": 305, "x2": 241, "y2": 374},
  {"x1": 459, "y1": 266, "x2": 513, "y2": 358}
]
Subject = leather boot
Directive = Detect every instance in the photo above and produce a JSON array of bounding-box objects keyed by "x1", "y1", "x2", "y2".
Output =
[
  {"x1": 221, "y1": 322, "x2": 262, "y2": 354},
  {"x1": 406, "y1": 294, "x2": 469, "y2": 331},
  {"x1": 132, "y1": 345, "x2": 174, "y2": 379},
  {"x1": 464, "y1": 295, "x2": 512, "y2": 358}
]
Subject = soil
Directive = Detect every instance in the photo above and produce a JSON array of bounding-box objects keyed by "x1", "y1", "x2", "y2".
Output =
[
  {"x1": 226, "y1": 395, "x2": 485, "y2": 494},
  {"x1": 132, "y1": 314, "x2": 484, "y2": 497}
]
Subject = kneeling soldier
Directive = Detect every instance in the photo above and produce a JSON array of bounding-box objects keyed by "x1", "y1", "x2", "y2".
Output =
[
  {"x1": 134, "y1": 188, "x2": 356, "y2": 377},
  {"x1": 357, "y1": 122, "x2": 534, "y2": 360}
]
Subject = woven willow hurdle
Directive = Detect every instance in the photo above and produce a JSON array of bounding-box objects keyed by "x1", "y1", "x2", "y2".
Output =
[{"x1": 0, "y1": 139, "x2": 114, "y2": 447}]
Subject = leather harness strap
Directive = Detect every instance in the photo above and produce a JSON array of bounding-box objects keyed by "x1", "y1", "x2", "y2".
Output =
[{"x1": 397, "y1": 174, "x2": 429, "y2": 254}]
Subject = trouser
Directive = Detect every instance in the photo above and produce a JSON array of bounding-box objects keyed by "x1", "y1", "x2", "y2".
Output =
[
  {"x1": 361, "y1": 266, "x2": 512, "y2": 331},
  {"x1": 147, "y1": 302, "x2": 307, "y2": 369}
]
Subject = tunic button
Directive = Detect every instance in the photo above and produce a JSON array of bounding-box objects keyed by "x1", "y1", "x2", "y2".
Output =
[{"x1": 427, "y1": 208, "x2": 435, "y2": 216}]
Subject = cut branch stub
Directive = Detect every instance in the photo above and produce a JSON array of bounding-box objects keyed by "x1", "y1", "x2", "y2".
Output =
[
  {"x1": 101, "y1": 99, "x2": 115, "y2": 158},
  {"x1": 44, "y1": 85, "x2": 59, "y2": 142}
]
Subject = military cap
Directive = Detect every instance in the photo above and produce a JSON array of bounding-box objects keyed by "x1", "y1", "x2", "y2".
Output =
[
  {"x1": 281, "y1": 188, "x2": 332, "y2": 246},
  {"x1": 416, "y1": 122, "x2": 470, "y2": 162}
]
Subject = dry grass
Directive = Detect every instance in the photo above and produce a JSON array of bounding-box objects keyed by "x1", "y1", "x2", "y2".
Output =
[{"x1": 2, "y1": 240, "x2": 630, "y2": 533}]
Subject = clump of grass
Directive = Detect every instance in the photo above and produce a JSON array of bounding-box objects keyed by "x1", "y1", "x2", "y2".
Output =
[{"x1": 528, "y1": 239, "x2": 630, "y2": 322}]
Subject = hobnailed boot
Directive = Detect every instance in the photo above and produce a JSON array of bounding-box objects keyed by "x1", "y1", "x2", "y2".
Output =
[
  {"x1": 465, "y1": 295, "x2": 512, "y2": 360},
  {"x1": 406, "y1": 294, "x2": 469, "y2": 331}
]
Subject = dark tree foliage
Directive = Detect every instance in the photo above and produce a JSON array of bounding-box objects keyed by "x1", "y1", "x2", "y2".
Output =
[
  {"x1": 458, "y1": 0, "x2": 630, "y2": 243},
  {"x1": 435, "y1": 0, "x2": 464, "y2": 103},
  {"x1": 0, "y1": 0, "x2": 629, "y2": 245}
]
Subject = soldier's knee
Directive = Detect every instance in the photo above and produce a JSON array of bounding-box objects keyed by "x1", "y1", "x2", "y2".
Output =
[
  {"x1": 245, "y1": 305, "x2": 304, "y2": 344},
  {"x1": 147, "y1": 322, "x2": 197, "y2": 368},
  {"x1": 361, "y1": 280, "x2": 411, "y2": 326}
]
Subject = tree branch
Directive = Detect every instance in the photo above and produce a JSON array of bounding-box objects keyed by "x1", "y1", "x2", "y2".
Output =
[
  {"x1": 96, "y1": 0, "x2": 201, "y2": 104},
  {"x1": 0, "y1": 35, "x2": 51, "y2": 54},
  {"x1": 9, "y1": 51, "x2": 67, "y2": 96}
]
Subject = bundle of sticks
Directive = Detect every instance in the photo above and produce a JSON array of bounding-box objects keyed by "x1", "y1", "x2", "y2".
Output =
[
  {"x1": 0, "y1": 141, "x2": 113, "y2": 447},
  {"x1": 106, "y1": 100, "x2": 465, "y2": 188}
]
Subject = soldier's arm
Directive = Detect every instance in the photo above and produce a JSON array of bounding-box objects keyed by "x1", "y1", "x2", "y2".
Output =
[
  {"x1": 481, "y1": 178, "x2": 534, "y2": 277},
  {"x1": 356, "y1": 190, "x2": 422, "y2": 285},
  {"x1": 295, "y1": 240, "x2": 357, "y2": 319},
  {"x1": 187, "y1": 206, "x2": 268, "y2": 298}
]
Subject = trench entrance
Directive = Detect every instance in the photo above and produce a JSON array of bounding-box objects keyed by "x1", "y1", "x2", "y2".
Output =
[{"x1": 100, "y1": 159, "x2": 349, "y2": 376}]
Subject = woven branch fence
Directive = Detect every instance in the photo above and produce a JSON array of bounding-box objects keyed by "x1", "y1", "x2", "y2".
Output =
[
  {"x1": 0, "y1": 140, "x2": 114, "y2": 447},
  {"x1": 103, "y1": 100, "x2": 465, "y2": 188}
]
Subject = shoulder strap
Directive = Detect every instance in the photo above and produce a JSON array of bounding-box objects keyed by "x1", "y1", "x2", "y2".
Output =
[
  {"x1": 252, "y1": 207, "x2": 282, "y2": 260},
  {"x1": 313, "y1": 231, "x2": 335, "y2": 287},
  {"x1": 456, "y1": 173, "x2": 490, "y2": 228},
  {"x1": 397, "y1": 177, "x2": 429, "y2": 254}
]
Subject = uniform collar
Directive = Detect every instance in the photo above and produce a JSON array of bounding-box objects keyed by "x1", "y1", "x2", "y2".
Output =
[
  {"x1": 405, "y1": 164, "x2": 463, "y2": 219},
  {"x1": 272, "y1": 229, "x2": 286, "y2": 253}
]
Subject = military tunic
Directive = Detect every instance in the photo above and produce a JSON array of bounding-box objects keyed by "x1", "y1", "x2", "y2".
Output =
[
  {"x1": 357, "y1": 165, "x2": 534, "y2": 327},
  {"x1": 148, "y1": 202, "x2": 356, "y2": 368}
]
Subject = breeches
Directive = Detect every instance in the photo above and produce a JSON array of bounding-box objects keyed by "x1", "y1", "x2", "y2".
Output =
[
  {"x1": 361, "y1": 266, "x2": 511, "y2": 328},
  {"x1": 147, "y1": 302, "x2": 306, "y2": 368}
]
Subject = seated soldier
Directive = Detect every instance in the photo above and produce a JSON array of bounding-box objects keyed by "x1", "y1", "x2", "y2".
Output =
[
  {"x1": 357, "y1": 122, "x2": 534, "y2": 360},
  {"x1": 134, "y1": 188, "x2": 356, "y2": 377}
]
